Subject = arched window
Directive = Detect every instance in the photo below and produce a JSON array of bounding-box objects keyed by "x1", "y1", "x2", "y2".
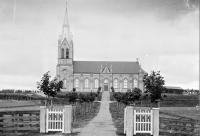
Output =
[
  {"x1": 133, "y1": 79, "x2": 138, "y2": 88},
  {"x1": 66, "y1": 48, "x2": 69, "y2": 58},
  {"x1": 75, "y1": 79, "x2": 79, "y2": 88},
  {"x1": 95, "y1": 79, "x2": 98, "y2": 88},
  {"x1": 104, "y1": 79, "x2": 108, "y2": 84},
  {"x1": 63, "y1": 79, "x2": 67, "y2": 88},
  {"x1": 61, "y1": 48, "x2": 64, "y2": 58},
  {"x1": 85, "y1": 79, "x2": 89, "y2": 88},
  {"x1": 123, "y1": 79, "x2": 128, "y2": 88},
  {"x1": 114, "y1": 79, "x2": 118, "y2": 88}
]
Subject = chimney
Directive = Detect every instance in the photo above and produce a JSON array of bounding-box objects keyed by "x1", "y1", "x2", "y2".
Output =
[{"x1": 136, "y1": 58, "x2": 139, "y2": 62}]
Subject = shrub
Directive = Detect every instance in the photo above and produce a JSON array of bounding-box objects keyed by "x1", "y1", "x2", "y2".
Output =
[
  {"x1": 1, "y1": 89, "x2": 15, "y2": 93},
  {"x1": 88, "y1": 92, "x2": 96, "y2": 102},
  {"x1": 111, "y1": 87, "x2": 115, "y2": 92},
  {"x1": 97, "y1": 87, "x2": 101, "y2": 94},
  {"x1": 72, "y1": 88, "x2": 76, "y2": 92},
  {"x1": 68, "y1": 92, "x2": 78, "y2": 104},
  {"x1": 113, "y1": 88, "x2": 142, "y2": 106}
]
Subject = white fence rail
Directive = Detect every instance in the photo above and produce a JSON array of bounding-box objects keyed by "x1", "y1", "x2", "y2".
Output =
[
  {"x1": 124, "y1": 107, "x2": 159, "y2": 136},
  {"x1": 133, "y1": 109, "x2": 153, "y2": 135},
  {"x1": 40, "y1": 105, "x2": 72, "y2": 134},
  {"x1": 46, "y1": 108, "x2": 64, "y2": 133},
  {"x1": 124, "y1": 107, "x2": 127, "y2": 134}
]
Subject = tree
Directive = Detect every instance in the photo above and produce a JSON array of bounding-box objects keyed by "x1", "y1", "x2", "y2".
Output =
[
  {"x1": 143, "y1": 71, "x2": 165, "y2": 107},
  {"x1": 131, "y1": 87, "x2": 142, "y2": 103},
  {"x1": 37, "y1": 71, "x2": 63, "y2": 107},
  {"x1": 121, "y1": 88, "x2": 141, "y2": 106}
]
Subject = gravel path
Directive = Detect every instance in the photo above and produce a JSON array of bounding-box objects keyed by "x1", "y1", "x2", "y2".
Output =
[{"x1": 77, "y1": 91, "x2": 117, "y2": 136}]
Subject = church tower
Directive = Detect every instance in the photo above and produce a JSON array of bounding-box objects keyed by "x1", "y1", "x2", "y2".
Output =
[{"x1": 56, "y1": 2, "x2": 74, "y2": 92}]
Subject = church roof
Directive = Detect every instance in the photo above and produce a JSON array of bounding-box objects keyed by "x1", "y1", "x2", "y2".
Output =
[{"x1": 73, "y1": 61, "x2": 142, "y2": 74}]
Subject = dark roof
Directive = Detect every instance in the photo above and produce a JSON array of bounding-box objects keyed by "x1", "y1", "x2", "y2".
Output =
[
  {"x1": 164, "y1": 86, "x2": 183, "y2": 90},
  {"x1": 73, "y1": 61, "x2": 142, "y2": 74}
]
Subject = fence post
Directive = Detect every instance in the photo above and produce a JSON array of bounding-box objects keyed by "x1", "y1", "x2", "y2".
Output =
[
  {"x1": 40, "y1": 106, "x2": 47, "y2": 133},
  {"x1": 64, "y1": 105, "x2": 72, "y2": 134},
  {"x1": 152, "y1": 108, "x2": 159, "y2": 136},
  {"x1": 124, "y1": 107, "x2": 127, "y2": 134},
  {"x1": 126, "y1": 106, "x2": 134, "y2": 136}
]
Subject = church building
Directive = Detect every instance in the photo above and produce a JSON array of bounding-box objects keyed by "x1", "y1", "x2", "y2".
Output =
[{"x1": 56, "y1": 3, "x2": 146, "y2": 92}]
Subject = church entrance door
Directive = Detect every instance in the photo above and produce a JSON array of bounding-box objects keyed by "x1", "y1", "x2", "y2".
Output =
[
  {"x1": 104, "y1": 79, "x2": 109, "y2": 91},
  {"x1": 104, "y1": 85, "x2": 108, "y2": 91}
]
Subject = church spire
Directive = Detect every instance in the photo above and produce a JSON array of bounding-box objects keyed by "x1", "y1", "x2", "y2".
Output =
[{"x1": 61, "y1": 2, "x2": 71, "y2": 43}]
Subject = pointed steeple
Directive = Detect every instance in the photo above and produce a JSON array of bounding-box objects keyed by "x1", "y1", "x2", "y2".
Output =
[{"x1": 61, "y1": 2, "x2": 71, "y2": 43}]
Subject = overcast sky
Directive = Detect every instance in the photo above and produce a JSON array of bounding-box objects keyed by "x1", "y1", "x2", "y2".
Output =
[{"x1": 0, "y1": 0, "x2": 199, "y2": 90}]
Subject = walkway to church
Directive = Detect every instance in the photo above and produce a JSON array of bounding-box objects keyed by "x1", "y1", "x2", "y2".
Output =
[{"x1": 77, "y1": 91, "x2": 117, "y2": 136}]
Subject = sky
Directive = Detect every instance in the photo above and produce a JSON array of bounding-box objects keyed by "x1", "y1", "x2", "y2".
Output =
[{"x1": 0, "y1": 0, "x2": 199, "y2": 90}]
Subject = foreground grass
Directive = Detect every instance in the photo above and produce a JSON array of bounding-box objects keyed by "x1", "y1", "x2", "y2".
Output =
[
  {"x1": 109, "y1": 102, "x2": 125, "y2": 136},
  {"x1": 109, "y1": 102, "x2": 152, "y2": 136},
  {"x1": 0, "y1": 132, "x2": 74, "y2": 136},
  {"x1": 72, "y1": 102, "x2": 100, "y2": 132},
  {"x1": 109, "y1": 102, "x2": 200, "y2": 136},
  {"x1": 160, "y1": 107, "x2": 200, "y2": 120},
  {"x1": 0, "y1": 98, "x2": 101, "y2": 136},
  {"x1": 1, "y1": 102, "x2": 100, "y2": 136}
]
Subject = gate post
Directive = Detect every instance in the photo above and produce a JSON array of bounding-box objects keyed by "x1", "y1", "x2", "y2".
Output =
[
  {"x1": 124, "y1": 107, "x2": 127, "y2": 134},
  {"x1": 126, "y1": 106, "x2": 134, "y2": 136},
  {"x1": 40, "y1": 106, "x2": 47, "y2": 133},
  {"x1": 152, "y1": 108, "x2": 159, "y2": 136},
  {"x1": 64, "y1": 105, "x2": 73, "y2": 134}
]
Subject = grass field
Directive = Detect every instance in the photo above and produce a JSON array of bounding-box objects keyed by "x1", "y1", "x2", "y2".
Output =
[
  {"x1": 72, "y1": 102, "x2": 100, "y2": 134},
  {"x1": 0, "y1": 93, "x2": 101, "y2": 136},
  {"x1": 0, "y1": 100, "x2": 38, "y2": 108},
  {"x1": 109, "y1": 102, "x2": 200, "y2": 136},
  {"x1": 160, "y1": 107, "x2": 200, "y2": 120},
  {"x1": 110, "y1": 92, "x2": 199, "y2": 107}
]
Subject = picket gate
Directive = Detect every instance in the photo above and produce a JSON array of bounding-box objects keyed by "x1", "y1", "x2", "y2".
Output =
[
  {"x1": 46, "y1": 108, "x2": 64, "y2": 133},
  {"x1": 133, "y1": 109, "x2": 153, "y2": 135}
]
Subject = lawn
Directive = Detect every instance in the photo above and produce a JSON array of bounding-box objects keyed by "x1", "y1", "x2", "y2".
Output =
[
  {"x1": 72, "y1": 102, "x2": 100, "y2": 134},
  {"x1": 109, "y1": 102, "x2": 200, "y2": 136},
  {"x1": 0, "y1": 100, "x2": 38, "y2": 108},
  {"x1": 110, "y1": 92, "x2": 199, "y2": 107},
  {"x1": 0, "y1": 102, "x2": 100, "y2": 136},
  {"x1": 160, "y1": 107, "x2": 200, "y2": 120},
  {"x1": 109, "y1": 102, "x2": 125, "y2": 136},
  {"x1": 0, "y1": 92, "x2": 101, "y2": 136}
]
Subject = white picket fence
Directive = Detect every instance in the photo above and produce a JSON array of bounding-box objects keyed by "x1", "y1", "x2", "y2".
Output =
[
  {"x1": 133, "y1": 109, "x2": 153, "y2": 135},
  {"x1": 46, "y1": 108, "x2": 64, "y2": 133},
  {"x1": 124, "y1": 107, "x2": 159, "y2": 136}
]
